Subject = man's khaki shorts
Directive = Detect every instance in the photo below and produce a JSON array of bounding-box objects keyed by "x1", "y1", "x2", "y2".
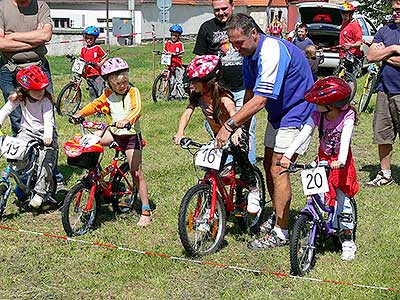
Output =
[
  {"x1": 264, "y1": 122, "x2": 311, "y2": 154},
  {"x1": 373, "y1": 92, "x2": 400, "y2": 144}
]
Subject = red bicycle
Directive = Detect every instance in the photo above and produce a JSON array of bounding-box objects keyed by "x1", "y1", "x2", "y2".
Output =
[
  {"x1": 177, "y1": 138, "x2": 266, "y2": 256},
  {"x1": 62, "y1": 118, "x2": 138, "y2": 236}
]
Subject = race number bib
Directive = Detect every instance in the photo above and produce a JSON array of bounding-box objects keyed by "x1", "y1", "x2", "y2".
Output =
[
  {"x1": 195, "y1": 144, "x2": 223, "y2": 170},
  {"x1": 79, "y1": 134, "x2": 101, "y2": 148},
  {"x1": 160, "y1": 54, "x2": 172, "y2": 66},
  {"x1": 301, "y1": 167, "x2": 329, "y2": 196},
  {"x1": 72, "y1": 59, "x2": 85, "y2": 74},
  {"x1": 0, "y1": 136, "x2": 30, "y2": 160}
]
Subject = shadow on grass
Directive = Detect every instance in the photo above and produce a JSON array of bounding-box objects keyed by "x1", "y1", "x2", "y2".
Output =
[
  {"x1": 360, "y1": 164, "x2": 400, "y2": 183},
  {"x1": 58, "y1": 163, "x2": 85, "y2": 185}
]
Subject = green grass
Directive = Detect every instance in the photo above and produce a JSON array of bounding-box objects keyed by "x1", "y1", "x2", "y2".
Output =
[{"x1": 0, "y1": 42, "x2": 399, "y2": 300}]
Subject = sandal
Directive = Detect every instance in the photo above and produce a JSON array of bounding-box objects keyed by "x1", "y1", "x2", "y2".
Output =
[{"x1": 137, "y1": 213, "x2": 152, "y2": 227}]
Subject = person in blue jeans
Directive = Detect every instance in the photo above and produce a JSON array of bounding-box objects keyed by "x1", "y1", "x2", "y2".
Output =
[{"x1": 0, "y1": 0, "x2": 66, "y2": 193}]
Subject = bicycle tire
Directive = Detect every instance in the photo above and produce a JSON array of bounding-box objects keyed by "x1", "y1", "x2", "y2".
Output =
[
  {"x1": 178, "y1": 183, "x2": 226, "y2": 257},
  {"x1": 111, "y1": 162, "x2": 138, "y2": 214},
  {"x1": 56, "y1": 82, "x2": 82, "y2": 116},
  {"x1": 151, "y1": 74, "x2": 170, "y2": 103},
  {"x1": 0, "y1": 183, "x2": 8, "y2": 219},
  {"x1": 290, "y1": 214, "x2": 317, "y2": 276},
  {"x1": 238, "y1": 165, "x2": 267, "y2": 234},
  {"x1": 358, "y1": 74, "x2": 377, "y2": 113},
  {"x1": 62, "y1": 182, "x2": 97, "y2": 236},
  {"x1": 332, "y1": 197, "x2": 358, "y2": 249}
]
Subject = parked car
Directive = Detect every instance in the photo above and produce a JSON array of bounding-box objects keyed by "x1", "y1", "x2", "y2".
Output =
[{"x1": 292, "y1": 2, "x2": 378, "y2": 71}]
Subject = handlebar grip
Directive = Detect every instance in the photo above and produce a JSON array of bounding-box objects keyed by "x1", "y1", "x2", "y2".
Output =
[
  {"x1": 110, "y1": 122, "x2": 131, "y2": 130},
  {"x1": 69, "y1": 116, "x2": 85, "y2": 124}
]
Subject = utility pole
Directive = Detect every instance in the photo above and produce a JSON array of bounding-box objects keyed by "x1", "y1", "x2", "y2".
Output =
[
  {"x1": 106, "y1": 0, "x2": 110, "y2": 53},
  {"x1": 129, "y1": 0, "x2": 135, "y2": 44}
]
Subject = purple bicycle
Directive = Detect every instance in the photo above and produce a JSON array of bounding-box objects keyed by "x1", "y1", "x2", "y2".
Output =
[{"x1": 278, "y1": 161, "x2": 357, "y2": 276}]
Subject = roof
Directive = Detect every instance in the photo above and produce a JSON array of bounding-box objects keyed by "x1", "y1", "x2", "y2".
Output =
[{"x1": 46, "y1": 0, "x2": 127, "y2": 2}]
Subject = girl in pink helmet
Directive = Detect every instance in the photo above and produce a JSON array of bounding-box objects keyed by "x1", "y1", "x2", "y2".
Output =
[
  {"x1": 73, "y1": 57, "x2": 153, "y2": 227},
  {"x1": 174, "y1": 55, "x2": 261, "y2": 215}
]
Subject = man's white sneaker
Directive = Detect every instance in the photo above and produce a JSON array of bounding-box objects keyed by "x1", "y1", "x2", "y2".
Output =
[
  {"x1": 29, "y1": 194, "x2": 44, "y2": 209},
  {"x1": 341, "y1": 240, "x2": 357, "y2": 261},
  {"x1": 247, "y1": 189, "x2": 261, "y2": 214}
]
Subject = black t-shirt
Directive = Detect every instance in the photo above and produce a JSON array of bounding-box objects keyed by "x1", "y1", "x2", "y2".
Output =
[{"x1": 193, "y1": 18, "x2": 244, "y2": 92}]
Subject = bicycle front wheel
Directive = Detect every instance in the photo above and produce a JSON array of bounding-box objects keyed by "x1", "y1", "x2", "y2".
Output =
[
  {"x1": 238, "y1": 165, "x2": 266, "y2": 234},
  {"x1": 178, "y1": 183, "x2": 226, "y2": 257},
  {"x1": 0, "y1": 183, "x2": 9, "y2": 219},
  {"x1": 56, "y1": 82, "x2": 82, "y2": 116},
  {"x1": 62, "y1": 182, "x2": 97, "y2": 236},
  {"x1": 290, "y1": 214, "x2": 317, "y2": 276},
  {"x1": 358, "y1": 74, "x2": 377, "y2": 113},
  {"x1": 152, "y1": 74, "x2": 170, "y2": 102},
  {"x1": 111, "y1": 162, "x2": 138, "y2": 214}
]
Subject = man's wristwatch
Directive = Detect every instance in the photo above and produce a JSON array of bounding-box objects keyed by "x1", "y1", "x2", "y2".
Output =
[{"x1": 226, "y1": 118, "x2": 238, "y2": 131}]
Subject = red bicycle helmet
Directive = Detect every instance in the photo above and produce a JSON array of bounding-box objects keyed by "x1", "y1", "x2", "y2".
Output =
[
  {"x1": 185, "y1": 55, "x2": 221, "y2": 82},
  {"x1": 16, "y1": 66, "x2": 49, "y2": 91},
  {"x1": 304, "y1": 76, "x2": 351, "y2": 108}
]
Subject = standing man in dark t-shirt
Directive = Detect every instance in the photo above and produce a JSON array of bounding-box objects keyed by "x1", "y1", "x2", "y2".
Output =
[{"x1": 193, "y1": 0, "x2": 258, "y2": 164}]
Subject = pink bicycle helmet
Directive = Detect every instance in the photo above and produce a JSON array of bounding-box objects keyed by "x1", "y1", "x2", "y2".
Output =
[
  {"x1": 101, "y1": 57, "x2": 129, "y2": 76},
  {"x1": 185, "y1": 55, "x2": 221, "y2": 82}
]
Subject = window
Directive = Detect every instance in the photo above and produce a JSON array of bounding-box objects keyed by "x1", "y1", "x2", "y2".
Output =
[{"x1": 53, "y1": 18, "x2": 71, "y2": 29}]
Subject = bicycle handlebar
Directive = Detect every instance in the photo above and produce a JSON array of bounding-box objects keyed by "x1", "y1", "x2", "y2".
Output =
[
  {"x1": 276, "y1": 160, "x2": 343, "y2": 173},
  {"x1": 69, "y1": 116, "x2": 132, "y2": 130},
  {"x1": 179, "y1": 137, "x2": 204, "y2": 149}
]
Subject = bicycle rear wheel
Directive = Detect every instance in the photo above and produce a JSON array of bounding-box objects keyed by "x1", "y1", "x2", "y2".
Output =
[
  {"x1": 111, "y1": 162, "x2": 138, "y2": 214},
  {"x1": 290, "y1": 214, "x2": 317, "y2": 276},
  {"x1": 178, "y1": 183, "x2": 226, "y2": 257},
  {"x1": 152, "y1": 74, "x2": 170, "y2": 102},
  {"x1": 56, "y1": 82, "x2": 82, "y2": 116},
  {"x1": 238, "y1": 165, "x2": 266, "y2": 234},
  {"x1": 62, "y1": 182, "x2": 97, "y2": 236},
  {"x1": 0, "y1": 183, "x2": 9, "y2": 219},
  {"x1": 358, "y1": 74, "x2": 377, "y2": 113},
  {"x1": 332, "y1": 197, "x2": 358, "y2": 249}
]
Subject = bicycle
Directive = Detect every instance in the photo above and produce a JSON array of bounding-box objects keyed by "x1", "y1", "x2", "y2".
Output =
[
  {"x1": 277, "y1": 161, "x2": 357, "y2": 276},
  {"x1": 151, "y1": 50, "x2": 188, "y2": 102},
  {"x1": 62, "y1": 117, "x2": 138, "y2": 236},
  {"x1": 56, "y1": 55, "x2": 100, "y2": 116},
  {"x1": 358, "y1": 62, "x2": 381, "y2": 113},
  {"x1": 177, "y1": 138, "x2": 266, "y2": 257},
  {"x1": 0, "y1": 135, "x2": 60, "y2": 218},
  {"x1": 332, "y1": 49, "x2": 359, "y2": 103}
]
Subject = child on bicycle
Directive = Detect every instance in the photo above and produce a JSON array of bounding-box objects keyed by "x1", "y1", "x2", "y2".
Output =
[
  {"x1": 164, "y1": 24, "x2": 185, "y2": 100},
  {"x1": 0, "y1": 66, "x2": 58, "y2": 209},
  {"x1": 72, "y1": 57, "x2": 152, "y2": 227},
  {"x1": 80, "y1": 26, "x2": 108, "y2": 100},
  {"x1": 280, "y1": 76, "x2": 359, "y2": 261},
  {"x1": 174, "y1": 55, "x2": 260, "y2": 214}
]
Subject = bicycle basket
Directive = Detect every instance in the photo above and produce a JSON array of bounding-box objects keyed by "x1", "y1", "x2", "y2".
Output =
[{"x1": 64, "y1": 134, "x2": 104, "y2": 169}]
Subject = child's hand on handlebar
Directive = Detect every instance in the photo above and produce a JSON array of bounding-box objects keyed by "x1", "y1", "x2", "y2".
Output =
[
  {"x1": 43, "y1": 138, "x2": 52, "y2": 146},
  {"x1": 174, "y1": 133, "x2": 184, "y2": 145},
  {"x1": 116, "y1": 119, "x2": 130, "y2": 129},
  {"x1": 330, "y1": 160, "x2": 343, "y2": 169},
  {"x1": 70, "y1": 114, "x2": 83, "y2": 124},
  {"x1": 230, "y1": 128, "x2": 243, "y2": 146},
  {"x1": 279, "y1": 156, "x2": 292, "y2": 169}
]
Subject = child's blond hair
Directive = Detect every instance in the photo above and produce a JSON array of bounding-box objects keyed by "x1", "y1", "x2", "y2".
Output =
[{"x1": 305, "y1": 45, "x2": 317, "y2": 60}]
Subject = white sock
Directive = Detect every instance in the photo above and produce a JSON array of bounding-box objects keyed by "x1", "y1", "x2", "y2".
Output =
[
  {"x1": 381, "y1": 169, "x2": 392, "y2": 178},
  {"x1": 273, "y1": 226, "x2": 289, "y2": 240}
]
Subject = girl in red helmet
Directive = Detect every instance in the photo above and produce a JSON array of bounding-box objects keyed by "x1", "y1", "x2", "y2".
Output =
[
  {"x1": 174, "y1": 55, "x2": 261, "y2": 214},
  {"x1": 0, "y1": 65, "x2": 58, "y2": 209},
  {"x1": 73, "y1": 57, "x2": 152, "y2": 227},
  {"x1": 280, "y1": 76, "x2": 359, "y2": 261}
]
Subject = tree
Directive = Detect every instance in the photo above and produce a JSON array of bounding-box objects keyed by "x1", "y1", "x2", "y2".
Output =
[{"x1": 358, "y1": 0, "x2": 393, "y2": 25}]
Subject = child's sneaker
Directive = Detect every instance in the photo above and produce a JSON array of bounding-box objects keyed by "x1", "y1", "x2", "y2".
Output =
[
  {"x1": 341, "y1": 240, "x2": 357, "y2": 261},
  {"x1": 29, "y1": 194, "x2": 44, "y2": 209},
  {"x1": 247, "y1": 189, "x2": 261, "y2": 214}
]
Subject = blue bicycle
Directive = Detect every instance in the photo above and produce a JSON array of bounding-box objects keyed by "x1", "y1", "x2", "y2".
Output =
[{"x1": 278, "y1": 161, "x2": 357, "y2": 276}]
